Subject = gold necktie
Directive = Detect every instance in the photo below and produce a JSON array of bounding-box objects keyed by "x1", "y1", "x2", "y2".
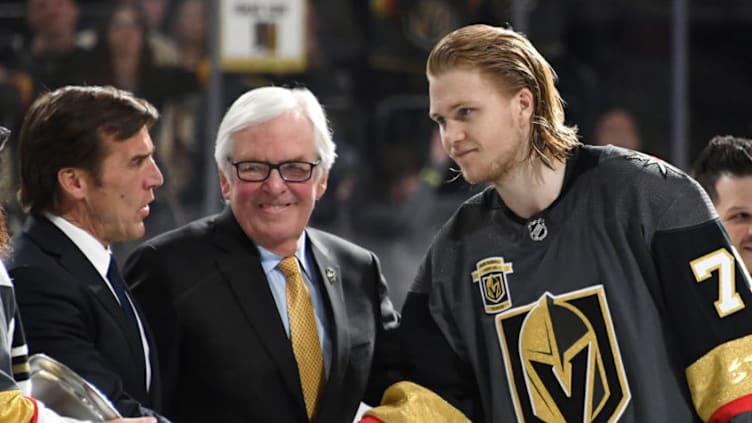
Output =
[{"x1": 279, "y1": 256, "x2": 324, "y2": 419}]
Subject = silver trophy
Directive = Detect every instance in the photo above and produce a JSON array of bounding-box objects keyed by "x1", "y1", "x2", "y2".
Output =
[{"x1": 29, "y1": 353, "x2": 122, "y2": 421}]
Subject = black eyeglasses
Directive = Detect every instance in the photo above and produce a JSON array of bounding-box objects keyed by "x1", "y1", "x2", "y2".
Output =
[
  {"x1": 0, "y1": 127, "x2": 9, "y2": 152},
  {"x1": 228, "y1": 159, "x2": 321, "y2": 182}
]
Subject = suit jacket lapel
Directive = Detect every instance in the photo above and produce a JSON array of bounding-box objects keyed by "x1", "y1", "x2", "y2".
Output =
[
  {"x1": 24, "y1": 215, "x2": 147, "y2": 372},
  {"x1": 307, "y1": 230, "x2": 350, "y2": 406},
  {"x1": 210, "y1": 210, "x2": 304, "y2": 405}
]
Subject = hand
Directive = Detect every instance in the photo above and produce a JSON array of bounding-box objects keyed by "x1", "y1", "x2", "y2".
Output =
[{"x1": 106, "y1": 418, "x2": 157, "y2": 423}]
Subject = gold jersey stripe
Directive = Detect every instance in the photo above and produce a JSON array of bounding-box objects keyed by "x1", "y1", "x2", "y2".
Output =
[
  {"x1": 686, "y1": 334, "x2": 752, "y2": 421},
  {"x1": 0, "y1": 389, "x2": 35, "y2": 423}
]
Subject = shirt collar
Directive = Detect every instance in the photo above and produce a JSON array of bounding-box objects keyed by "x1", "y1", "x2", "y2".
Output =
[
  {"x1": 258, "y1": 232, "x2": 312, "y2": 278},
  {"x1": 44, "y1": 212, "x2": 112, "y2": 280}
]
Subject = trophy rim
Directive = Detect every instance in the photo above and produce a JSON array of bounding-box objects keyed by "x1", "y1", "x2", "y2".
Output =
[{"x1": 29, "y1": 353, "x2": 122, "y2": 421}]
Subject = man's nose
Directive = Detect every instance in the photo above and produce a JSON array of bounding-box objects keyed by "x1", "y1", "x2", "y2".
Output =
[{"x1": 147, "y1": 158, "x2": 164, "y2": 189}]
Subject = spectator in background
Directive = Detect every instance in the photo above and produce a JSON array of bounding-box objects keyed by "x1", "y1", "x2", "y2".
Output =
[
  {"x1": 11, "y1": 0, "x2": 94, "y2": 95},
  {"x1": 594, "y1": 108, "x2": 642, "y2": 151},
  {"x1": 153, "y1": 91, "x2": 207, "y2": 228},
  {"x1": 172, "y1": 0, "x2": 207, "y2": 73},
  {"x1": 138, "y1": 0, "x2": 179, "y2": 65},
  {"x1": 90, "y1": 2, "x2": 198, "y2": 111},
  {"x1": 691, "y1": 135, "x2": 752, "y2": 272},
  {"x1": 151, "y1": 0, "x2": 209, "y2": 230},
  {"x1": 0, "y1": 58, "x2": 33, "y2": 124}
]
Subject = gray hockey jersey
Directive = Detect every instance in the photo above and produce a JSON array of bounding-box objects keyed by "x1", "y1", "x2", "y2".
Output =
[{"x1": 401, "y1": 145, "x2": 752, "y2": 422}]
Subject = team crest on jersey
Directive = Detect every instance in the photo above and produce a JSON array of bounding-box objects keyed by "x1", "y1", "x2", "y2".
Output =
[
  {"x1": 496, "y1": 286, "x2": 630, "y2": 422},
  {"x1": 472, "y1": 257, "x2": 514, "y2": 314}
]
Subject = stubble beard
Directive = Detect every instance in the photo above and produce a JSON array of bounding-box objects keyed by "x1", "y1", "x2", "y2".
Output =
[{"x1": 467, "y1": 138, "x2": 527, "y2": 186}]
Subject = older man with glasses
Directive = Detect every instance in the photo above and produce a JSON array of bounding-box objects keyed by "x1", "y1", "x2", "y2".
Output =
[{"x1": 123, "y1": 86, "x2": 401, "y2": 423}]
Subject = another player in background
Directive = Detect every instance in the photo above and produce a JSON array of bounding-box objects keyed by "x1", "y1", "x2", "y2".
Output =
[{"x1": 692, "y1": 135, "x2": 752, "y2": 273}]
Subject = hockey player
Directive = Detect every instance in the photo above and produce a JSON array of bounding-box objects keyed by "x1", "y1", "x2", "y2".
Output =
[
  {"x1": 393, "y1": 24, "x2": 752, "y2": 422},
  {"x1": 692, "y1": 135, "x2": 752, "y2": 274}
]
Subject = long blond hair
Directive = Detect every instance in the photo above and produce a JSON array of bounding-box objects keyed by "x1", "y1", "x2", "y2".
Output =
[{"x1": 427, "y1": 24, "x2": 580, "y2": 168}]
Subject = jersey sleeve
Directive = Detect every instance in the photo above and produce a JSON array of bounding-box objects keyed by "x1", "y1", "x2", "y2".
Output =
[
  {"x1": 400, "y1": 252, "x2": 486, "y2": 422},
  {"x1": 0, "y1": 263, "x2": 36, "y2": 423},
  {"x1": 649, "y1": 169, "x2": 752, "y2": 421}
]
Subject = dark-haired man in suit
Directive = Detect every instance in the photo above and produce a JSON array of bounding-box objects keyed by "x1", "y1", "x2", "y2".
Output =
[{"x1": 6, "y1": 86, "x2": 169, "y2": 422}]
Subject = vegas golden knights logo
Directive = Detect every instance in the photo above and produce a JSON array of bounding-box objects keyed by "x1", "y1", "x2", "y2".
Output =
[
  {"x1": 472, "y1": 257, "x2": 513, "y2": 314},
  {"x1": 496, "y1": 286, "x2": 630, "y2": 422}
]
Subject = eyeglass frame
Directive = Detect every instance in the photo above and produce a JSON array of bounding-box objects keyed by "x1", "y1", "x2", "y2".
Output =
[
  {"x1": 227, "y1": 159, "x2": 322, "y2": 183},
  {"x1": 0, "y1": 127, "x2": 9, "y2": 152}
]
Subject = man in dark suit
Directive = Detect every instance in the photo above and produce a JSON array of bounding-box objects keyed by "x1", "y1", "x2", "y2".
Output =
[
  {"x1": 6, "y1": 86, "x2": 170, "y2": 422},
  {"x1": 123, "y1": 86, "x2": 401, "y2": 423}
]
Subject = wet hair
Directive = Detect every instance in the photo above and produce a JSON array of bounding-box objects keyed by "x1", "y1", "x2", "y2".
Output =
[
  {"x1": 427, "y1": 24, "x2": 580, "y2": 167},
  {"x1": 691, "y1": 135, "x2": 752, "y2": 203},
  {"x1": 18, "y1": 85, "x2": 158, "y2": 214}
]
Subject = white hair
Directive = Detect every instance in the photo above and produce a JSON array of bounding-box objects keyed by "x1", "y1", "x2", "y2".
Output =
[{"x1": 214, "y1": 86, "x2": 337, "y2": 179}]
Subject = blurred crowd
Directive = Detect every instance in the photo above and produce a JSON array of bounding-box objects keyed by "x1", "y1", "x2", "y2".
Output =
[
  {"x1": 1, "y1": 0, "x2": 750, "y2": 307},
  {"x1": 0, "y1": 0, "x2": 504, "y2": 307}
]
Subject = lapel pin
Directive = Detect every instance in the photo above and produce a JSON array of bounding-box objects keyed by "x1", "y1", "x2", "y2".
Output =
[{"x1": 325, "y1": 267, "x2": 337, "y2": 284}]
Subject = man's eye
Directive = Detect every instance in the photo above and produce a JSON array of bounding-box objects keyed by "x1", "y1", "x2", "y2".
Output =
[
  {"x1": 729, "y1": 213, "x2": 751, "y2": 222},
  {"x1": 459, "y1": 108, "x2": 474, "y2": 118},
  {"x1": 132, "y1": 156, "x2": 148, "y2": 167},
  {"x1": 239, "y1": 163, "x2": 265, "y2": 173},
  {"x1": 285, "y1": 163, "x2": 308, "y2": 172}
]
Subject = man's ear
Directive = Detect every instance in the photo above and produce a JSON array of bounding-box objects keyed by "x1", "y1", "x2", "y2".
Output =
[
  {"x1": 517, "y1": 88, "x2": 534, "y2": 121},
  {"x1": 315, "y1": 170, "x2": 329, "y2": 201},
  {"x1": 219, "y1": 168, "x2": 232, "y2": 200},
  {"x1": 57, "y1": 167, "x2": 88, "y2": 200}
]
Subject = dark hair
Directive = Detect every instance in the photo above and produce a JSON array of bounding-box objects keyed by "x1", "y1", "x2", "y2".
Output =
[
  {"x1": 91, "y1": 2, "x2": 155, "y2": 91},
  {"x1": 691, "y1": 135, "x2": 752, "y2": 203},
  {"x1": 18, "y1": 85, "x2": 158, "y2": 214}
]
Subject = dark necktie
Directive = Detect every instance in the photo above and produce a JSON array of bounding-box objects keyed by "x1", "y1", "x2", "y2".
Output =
[{"x1": 107, "y1": 255, "x2": 141, "y2": 340}]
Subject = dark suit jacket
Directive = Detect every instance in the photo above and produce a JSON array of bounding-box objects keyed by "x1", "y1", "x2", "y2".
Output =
[
  {"x1": 123, "y1": 207, "x2": 401, "y2": 423},
  {"x1": 6, "y1": 214, "x2": 168, "y2": 421}
]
